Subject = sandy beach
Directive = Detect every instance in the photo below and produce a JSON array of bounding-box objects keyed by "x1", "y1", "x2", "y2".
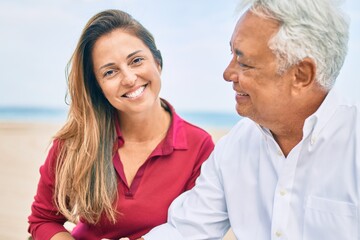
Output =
[{"x1": 0, "y1": 121, "x2": 235, "y2": 240}]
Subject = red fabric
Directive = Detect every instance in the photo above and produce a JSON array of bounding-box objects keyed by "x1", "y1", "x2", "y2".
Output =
[{"x1": 28, "y1": 102, "x2": 214, "y2": 240}]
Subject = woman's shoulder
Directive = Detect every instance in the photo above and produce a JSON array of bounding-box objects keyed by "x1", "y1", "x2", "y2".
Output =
[
  {"x1": 163, "y1": 99, "x2": 212, "y2": 140},
  {"x1": 175, "y1": 113, "x2": 212, "y2": 139},
  {"x1": 42, "y1": 138, "x2": 65, "y2": 169}
]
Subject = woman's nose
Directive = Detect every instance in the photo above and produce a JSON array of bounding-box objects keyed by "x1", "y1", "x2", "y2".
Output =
[{"x1": 120, "y1": 68, "x2": 137, "y2": 86}]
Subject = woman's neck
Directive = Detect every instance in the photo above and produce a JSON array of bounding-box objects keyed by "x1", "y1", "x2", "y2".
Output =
[{"x1": 118, "y1": 100, "x2": 171, "y2": 143}]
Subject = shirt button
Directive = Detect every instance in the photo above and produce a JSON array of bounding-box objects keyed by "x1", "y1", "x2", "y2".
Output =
[
  {"x1": 279, "y1": 189, "x2": 287, "y2": 196},
  {"x1": 310, "y1": 136, "x2": 316, "y2": 145},
  {"x1": 275, "y1": 231, "x2": 282, "y2": 237}
]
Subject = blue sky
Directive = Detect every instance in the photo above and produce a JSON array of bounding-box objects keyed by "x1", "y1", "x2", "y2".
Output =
[{"x1": 0, "y1": 0, "x2": 359, "y2": 113}]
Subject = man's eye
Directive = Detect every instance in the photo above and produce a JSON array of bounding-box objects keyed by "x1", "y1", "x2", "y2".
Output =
[
  {"x1": 235, "y1": 55, "x2": 252, "y2": 69},
  {"x1": 239, "y1": 63, "x2": 250, "y2": 68}
]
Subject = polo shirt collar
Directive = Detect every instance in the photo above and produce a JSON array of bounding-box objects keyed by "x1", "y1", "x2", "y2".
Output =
[{"x1": 257, "y1": 89, "x2": 340, "y2": 140}]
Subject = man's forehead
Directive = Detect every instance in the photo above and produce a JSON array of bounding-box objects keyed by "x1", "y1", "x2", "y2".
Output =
[{"x1": 231, "y1": 11, "x2": 280, "y2": 42}]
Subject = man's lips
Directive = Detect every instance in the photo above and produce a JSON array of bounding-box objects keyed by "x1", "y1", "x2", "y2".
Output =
[{"x1": 236, "y1": 92, "x2": 249, "y2": 96}]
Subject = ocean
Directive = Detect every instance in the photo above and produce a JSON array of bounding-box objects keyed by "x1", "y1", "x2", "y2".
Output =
[{"x1": 0, "y1": 107, "x2": 241, "y2": 129}]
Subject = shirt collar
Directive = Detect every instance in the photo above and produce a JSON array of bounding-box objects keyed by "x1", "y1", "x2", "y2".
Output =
[
  {"x1": 114, "y1": 99, "x2": 188, "y2": 156},
  {"x1": 257, "y1": 89, "x2": 340, "y2": 140},
  {"x1": 303, "y1": 89, "x2": 339, "y2": 139}
]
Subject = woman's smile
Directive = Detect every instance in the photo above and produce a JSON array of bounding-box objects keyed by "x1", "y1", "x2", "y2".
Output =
[{"x1": 122, "y1": 83, "x2": 148, "y2": 99}]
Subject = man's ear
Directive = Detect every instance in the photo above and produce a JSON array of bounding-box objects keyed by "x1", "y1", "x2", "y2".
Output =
[{"x1": 293, "y1": 57, "x2": 316, "y2": 89}]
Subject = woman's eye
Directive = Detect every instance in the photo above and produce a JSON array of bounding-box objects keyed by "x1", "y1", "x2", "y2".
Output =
[
  {"x1": 132, "y1": 57, "x2": 144, "y2": 65},
  {"x1": 104, "y1": 70, "x2": 115, "y2": 77}
]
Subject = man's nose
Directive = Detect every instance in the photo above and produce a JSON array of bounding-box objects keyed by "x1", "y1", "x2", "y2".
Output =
[{"x1": 223, "y1": 62, "x2": 237, "y2": 83}]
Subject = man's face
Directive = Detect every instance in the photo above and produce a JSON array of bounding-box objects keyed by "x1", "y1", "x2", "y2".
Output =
[{"x1": 223, "y1": 11, "x2": 296, "y2": 128}]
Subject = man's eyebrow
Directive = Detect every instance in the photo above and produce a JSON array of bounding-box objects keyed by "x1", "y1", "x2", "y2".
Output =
[
  {"x1": 229, "y1": 42, "x2": 244, "y2": 57},
  {"x1": 234, "y1": 49, "x2": 243, "y2": 57}
]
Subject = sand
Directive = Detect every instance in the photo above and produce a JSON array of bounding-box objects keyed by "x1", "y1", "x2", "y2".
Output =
[{"x1": 0, "y1": 121, "x2": 235, "y2": 240}]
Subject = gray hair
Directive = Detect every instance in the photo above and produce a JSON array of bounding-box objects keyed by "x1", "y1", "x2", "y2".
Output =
[{"x1": 237, "y1": 0, "x2": 350, "y2": 90}]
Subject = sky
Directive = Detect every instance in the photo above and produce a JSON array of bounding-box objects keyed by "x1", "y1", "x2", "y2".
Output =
[{"x1": 0, "y1": 0, "x2": 359, "y2": 113}]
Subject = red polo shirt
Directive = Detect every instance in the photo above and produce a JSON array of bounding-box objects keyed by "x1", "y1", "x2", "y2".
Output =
[{"x1": 28, "y1": 101, "x2": 214, "y2": 240}]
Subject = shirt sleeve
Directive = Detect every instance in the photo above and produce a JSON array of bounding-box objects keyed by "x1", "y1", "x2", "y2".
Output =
[
  {"x1": 144, "y1": 148, "x2": 230, "y2": 239},
  {"x1": 28, "y1": 140, "x2": 69, "y2": 240}
]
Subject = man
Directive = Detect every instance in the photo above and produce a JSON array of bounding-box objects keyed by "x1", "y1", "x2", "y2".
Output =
[{"x1": 129, "y1": 0, "x2": 359, "y2": 239}]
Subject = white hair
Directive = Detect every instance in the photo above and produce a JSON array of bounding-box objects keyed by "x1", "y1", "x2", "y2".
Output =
[{"x1": 237, "y1": 0, "x2": 350, "y2": 90}]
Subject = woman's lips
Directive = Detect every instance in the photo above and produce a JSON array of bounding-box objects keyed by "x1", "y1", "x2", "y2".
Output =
[{"x1": 122, "y1": 84, "x2": 147, "y2": 98}]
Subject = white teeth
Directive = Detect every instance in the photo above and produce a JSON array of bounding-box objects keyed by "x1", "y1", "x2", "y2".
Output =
[
  {"x1": 237, "y1": 92, "x2": 248, "y2": 96},
  {"x1": 125, "y1": 86, "x2": 145, "y2": 98}
]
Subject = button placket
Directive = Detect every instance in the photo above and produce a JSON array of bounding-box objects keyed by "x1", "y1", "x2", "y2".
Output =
[
  {"x1": 271, "y1": 143, "x2": 303, "y2": 240},
  {"x1": 310, "y1": 135, "x2": 317, "y2": 145}
]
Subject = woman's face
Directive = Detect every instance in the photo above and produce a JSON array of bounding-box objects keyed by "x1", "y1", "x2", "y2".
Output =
[{"x1": 92, "y1": 29, "x2": 162, "y2": 115}]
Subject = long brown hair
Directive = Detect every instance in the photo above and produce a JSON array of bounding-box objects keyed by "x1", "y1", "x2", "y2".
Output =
[{"x1": 54, "y1": 9, "x2": 163, "y2": 224}]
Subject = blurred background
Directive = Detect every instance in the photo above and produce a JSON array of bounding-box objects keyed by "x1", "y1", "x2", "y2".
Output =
[
  {"x1": 0, "y1": 0, "x2": 243, "y2": 127},
  {"x1": 0, "y1": 0, "x2": 359, "y2": 123},
  {"x1": 0, "y1": 0, "x2": 359, "y2": 239}
]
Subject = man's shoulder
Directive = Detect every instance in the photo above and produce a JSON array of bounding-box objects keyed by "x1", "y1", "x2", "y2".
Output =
[
  {"x1": 216, "y1": 118, "x2": 262, "y2": 148},
  {"x1": 211, "y1": 118, "x2": 264, "y2": 167},
  {"x1": 228, "y1": 117, "x2": 260, "y2": 136}
]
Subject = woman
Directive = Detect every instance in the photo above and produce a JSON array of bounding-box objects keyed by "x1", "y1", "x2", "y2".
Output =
[{"x1": 28, "y1": 9, "x2": 214, "y2": 240}]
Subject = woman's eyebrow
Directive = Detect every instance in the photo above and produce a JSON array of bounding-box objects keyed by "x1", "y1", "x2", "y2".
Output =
[{"x1": 126, "y1": 50, "x2": 142, "y2": 59}]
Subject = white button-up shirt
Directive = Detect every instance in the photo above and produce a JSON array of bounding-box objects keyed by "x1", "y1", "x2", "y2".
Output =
[{"x1": 144, "y1": 90, "x2": 360, "y2": 240}]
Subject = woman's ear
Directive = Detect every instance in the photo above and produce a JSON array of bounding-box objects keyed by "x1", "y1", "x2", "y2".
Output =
[
  {"x1": 157, "y1": 61, "x2": 162, "y2": 72},
  {"x1": 294, "y1": 57, "x2": 316, "y2": 88}
]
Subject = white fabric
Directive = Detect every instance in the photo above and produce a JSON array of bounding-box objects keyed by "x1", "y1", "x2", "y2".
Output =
[{"x1": 144, "y1": 90, "x2": 360, "y2": 240}]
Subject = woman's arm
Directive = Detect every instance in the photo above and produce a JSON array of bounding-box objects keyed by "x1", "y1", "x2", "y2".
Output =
[
  {"x1": 28, "y1": 140, "x2": 69, "y2": 239},
  {"x1": 50, "y1": 232, "x2": 74, "y2": 240}
]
